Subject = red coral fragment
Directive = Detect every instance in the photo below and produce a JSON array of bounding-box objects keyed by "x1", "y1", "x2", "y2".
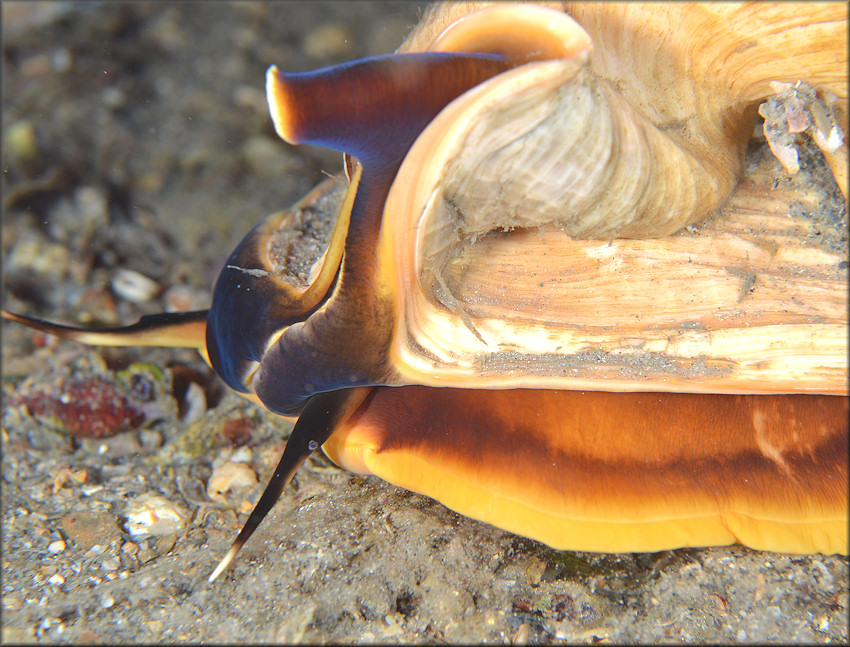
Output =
[{"x1": 16, "y1": 376, "x2": 146, "y2": 437}]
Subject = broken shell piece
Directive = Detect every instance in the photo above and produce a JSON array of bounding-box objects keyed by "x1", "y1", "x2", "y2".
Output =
[
  {"x1": 207, "y1": 461, "x2": 259, "y2": 502},
  {"x1": 180, "y1": 381, "x2": 207, "y2": 423},
  {"x1": 123, "y1": 492, "x2": 189, "y2": 538}
]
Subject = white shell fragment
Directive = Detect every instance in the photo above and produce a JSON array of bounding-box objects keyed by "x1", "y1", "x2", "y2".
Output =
[
  {"x1": 123, "y1": 492, "x2": 189, "y2": 538},
  {"x1": 47, "y1": 539, "x2": 67, "y2": 554},
  {"x1": 180, "y1": 381, "x2": 207, "y2": 423},
  {"x1": 207, "y1": 461, "x2": 259, "y2": 501},
  {"x1": 111, "y1": 268, "x2": 161, "y2": 304}
]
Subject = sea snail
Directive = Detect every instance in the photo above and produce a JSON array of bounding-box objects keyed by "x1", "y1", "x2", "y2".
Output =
[{"x1": 3, "y1": 3, "x2": 848, "y2": 582}]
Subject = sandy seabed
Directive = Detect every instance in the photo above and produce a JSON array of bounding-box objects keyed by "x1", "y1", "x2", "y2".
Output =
[{"x1": 2, "y1": 3, "x2": 847, "y2": 643}]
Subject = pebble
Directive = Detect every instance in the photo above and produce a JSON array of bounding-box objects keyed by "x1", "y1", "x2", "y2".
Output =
[
  {"x1": 155, "y1": 535, "x2": 177, "y2": 556},
  {"x1": 709, "y1": 593, "x2": 728, "y2": 615},
  {"x1": 811, "y1": 560, "x2": 833, "y2": 586},
  {"x1": 233, "y1": 84, "x2": 267, "y2": 115},
  {"x1": 39, "y1": 617, "x2": 59, "y2": 631},
  {"x1": 101, "y1": 86, "x2": 127, "y2": 110},
  {"x1": 3, "y1": 2, "x2": 73, "y2": 41},
  {"x1": 736, "y1": 629, "x2": 747, "y2": 642},
  {"x1": 6, "y1": 234, "x2": 72, "y2": 280},
  {"x1": 137, "y1": 548, "x2": 156, "y2": 565},
  {"x1": 139, "y1": 429, "x2": 164, "y2": 452},
  {"x1": 76, "y1": 186, "x2": 109, "y2": 222},
  {"x1": 20, "y1": 53, "x2": 53, "y2": 76},
  {"x1": 52, "y1": 48, "x2": 72, "y2": 73},
  {"x1": 99, "y1": 593, "x2": 115, "y2": 609},
  {"x1": 4, "y1": 597, "x2": 22, "y2": 612},
  {"x1": 382, "y1": 623, "x2": 403, "y2": 638},
  {"x1": 4, "y1": 120, "x2": 38, "y2": 162},
  {"x1": 101, "y1": 557, "x2": 120, "y2": 571},
  {"x1": 47, "y1": 540, "x2": 66, "y2": 554},
  {"x1": 513, "y1": 622, "x2": 530, "y2": 645},
  {"x1": 47, "y1": 574, "x2": 65, "y2": 587},
  {"x1": 123, "y1": 492, "x2": 189, "y2": 537},
  {"x1": 49, "y1": 185, "x2": 109, "y2": 246}
]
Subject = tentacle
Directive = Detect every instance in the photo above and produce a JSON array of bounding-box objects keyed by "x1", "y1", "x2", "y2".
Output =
[
  {"x1": 2, "y1": 309, "x2": 208, "y2": 350},
  {"x1": 208, "y1": 386, "x2": 372, "y2": 582}
]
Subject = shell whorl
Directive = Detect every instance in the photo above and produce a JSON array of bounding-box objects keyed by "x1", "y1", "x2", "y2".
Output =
[
  {"x1": 396, "y1": 2, "x2": 847, "y2": 242},
  {"x1": 419, "y1": 63, "x2": 729, "y2": 244}
]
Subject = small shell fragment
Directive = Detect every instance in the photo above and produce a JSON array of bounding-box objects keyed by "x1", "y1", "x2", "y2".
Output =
[
  {"x1": 101, "y1": 557, "x2": 120, "y2": 571},
  {"x1": 207, "y1": 461, "x2": 259, "y2": 501},
  {"x1": 229, "y1": 446, "x2": 253, "y2": 464},
  {"x1": 123, "y1": 492, "x2": 188, "y2": 538},
  {"x1": 180, "y1": 381, "x2": 207, "y2": 423},
  {"x1": 111, "y1": 268, "x2": 161, "y2": 304}
]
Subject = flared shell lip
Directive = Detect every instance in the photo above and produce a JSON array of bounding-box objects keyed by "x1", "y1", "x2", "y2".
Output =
[{"x1": 428, "y1": 3, "x2": 593, "y2": 65}]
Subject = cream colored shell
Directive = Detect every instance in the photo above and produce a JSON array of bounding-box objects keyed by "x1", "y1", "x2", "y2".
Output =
[{"x1": 370, "y1": 2, "x2": 848, "y2": 395}]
